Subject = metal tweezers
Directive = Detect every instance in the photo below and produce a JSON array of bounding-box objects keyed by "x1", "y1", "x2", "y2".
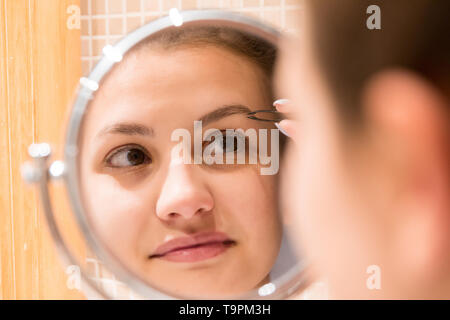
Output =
[{"x1": 247, "y1": 109, "x2": 286, "y2": 122}]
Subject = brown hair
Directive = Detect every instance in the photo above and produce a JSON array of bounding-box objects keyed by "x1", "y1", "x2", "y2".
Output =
[{"x1": 307, "y1": 0, "x2": 450, "y2": 124}]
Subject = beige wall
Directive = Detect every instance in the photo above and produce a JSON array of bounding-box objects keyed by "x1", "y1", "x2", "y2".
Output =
[{"x1": 80, "y1": 0, "x2": 302, "y2": 74}]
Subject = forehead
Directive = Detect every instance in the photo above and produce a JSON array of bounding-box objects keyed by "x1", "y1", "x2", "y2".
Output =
[
  {"x1": 101, "y1": 45, "x2": 265, "y2": 98},
  {"x1": 84, "y1": 46, "x2": 270, "y2": 130}
]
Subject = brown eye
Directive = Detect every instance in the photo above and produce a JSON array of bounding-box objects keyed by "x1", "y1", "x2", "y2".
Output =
[
  {"x1": 106, "y1": 146, "x2": 151, "y2": 168},
  {"x1": 222, "y1": 134, "x2": 239, "y2": 152},
  {"x1": 126, "y1": 149, "x2": 147, "y2": 165},
  {"x1": 203, "y1": 130, "x2": 245, "y2": 154}
]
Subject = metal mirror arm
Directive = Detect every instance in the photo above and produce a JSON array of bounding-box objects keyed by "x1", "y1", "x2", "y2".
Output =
[{"x1": 21, "y1": 143, "x2": 109, "y2": 299}]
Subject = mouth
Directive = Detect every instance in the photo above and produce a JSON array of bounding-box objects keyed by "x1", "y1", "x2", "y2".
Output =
[{"x1": 149, "y1": 231, "x2": 236, "y2": 263}]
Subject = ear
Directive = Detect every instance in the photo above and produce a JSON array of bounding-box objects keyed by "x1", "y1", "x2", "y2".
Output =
[{"x1": 362, "y1": 69, "x2": 450, "y2": 286}]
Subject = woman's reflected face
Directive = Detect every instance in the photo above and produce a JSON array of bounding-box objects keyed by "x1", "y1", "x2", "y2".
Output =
[{"x1": 79, "y1": 44, "x2": 282, "y2": 297}]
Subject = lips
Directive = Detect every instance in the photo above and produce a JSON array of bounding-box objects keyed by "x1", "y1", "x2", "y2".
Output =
[{"x1": 149, "y1": 232, "x2": 236, "y2": 263}]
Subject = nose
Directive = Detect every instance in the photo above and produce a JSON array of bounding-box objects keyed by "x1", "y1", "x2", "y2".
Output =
[{"x1": 156, "y1": 162, "x2": 214, "y2": 221}]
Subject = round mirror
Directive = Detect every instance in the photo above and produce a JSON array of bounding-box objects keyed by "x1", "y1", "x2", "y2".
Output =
[{"x1": 31, "y1": 9, "x2": 307, "y2": 299}]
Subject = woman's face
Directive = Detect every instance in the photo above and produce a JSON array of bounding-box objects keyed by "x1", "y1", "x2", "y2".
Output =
[{"x1": 79, "y1": 45, "x2": 282, "y2": 297}]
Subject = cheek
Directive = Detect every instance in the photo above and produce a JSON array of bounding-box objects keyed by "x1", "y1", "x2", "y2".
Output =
[
  {"x1": 208, "y1": 169, "x2": 281, "y2": 248},
  {"x1": 81, "y1": 174, "x2": 150, "y2": 252}
]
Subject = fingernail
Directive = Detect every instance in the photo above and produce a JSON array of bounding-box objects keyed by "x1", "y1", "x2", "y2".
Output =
[
  {"x1": 275, "y1": 122, "x2": 290, "y2": 137},
  {"x1": 273, "y1": 98, "x2": 290, "y2": 107}
]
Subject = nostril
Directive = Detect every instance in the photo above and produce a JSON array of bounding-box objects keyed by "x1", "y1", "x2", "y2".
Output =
[
  {"x1": 167, "y1": 209, "x2": 207, "y2": 219},
  {"x1": 196, "y1": 207, "x2": 209, "y2": 215}
]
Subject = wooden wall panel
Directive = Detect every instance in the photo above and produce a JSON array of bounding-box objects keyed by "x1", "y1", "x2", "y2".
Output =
[
  {"x1": 0, "y1": 0, "x2": 85, "y2": 299},
  {"x1": 0, "y1": 0, "x2": 14, "y2": 301}
]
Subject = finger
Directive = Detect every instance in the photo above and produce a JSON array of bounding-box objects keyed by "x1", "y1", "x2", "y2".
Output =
[
  {"x1": 273, "y1": 98, "x2": 291, "y2": 112},
  {"x1": 276, "y1": 119, "x2": 297, "y2": 139},
  {"x1": 274, "y1": 122, "x2": 289, "y2": 137}
]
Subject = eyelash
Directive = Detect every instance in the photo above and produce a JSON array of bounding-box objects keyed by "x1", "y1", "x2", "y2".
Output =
[
  {"x1": 104, "y1": 144, "x2": 152, "y2": 169},
  {"x1": 203, "y1": 129, "x2": 247, "y2": 153}
]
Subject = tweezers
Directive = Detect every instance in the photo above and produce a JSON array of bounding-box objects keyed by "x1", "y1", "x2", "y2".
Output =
[{"x1": 247, "y1": 109, "x2": 286, "y2": 122}]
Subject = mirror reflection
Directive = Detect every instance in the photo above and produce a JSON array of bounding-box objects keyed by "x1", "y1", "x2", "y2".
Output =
[{"x1": 77, "y1": 23, "x2": 298, "y2": 298}]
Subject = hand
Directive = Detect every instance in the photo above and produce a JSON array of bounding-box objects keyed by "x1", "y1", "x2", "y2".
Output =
[{"x1": 273, "y1": 99, "x2": 298, "y2": 142}]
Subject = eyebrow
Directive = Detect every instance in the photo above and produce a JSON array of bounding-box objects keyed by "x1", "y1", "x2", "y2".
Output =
[
  {"x1": 97, "y1": 122, "x2": 153, "y2": 138},
  {"x1": 198, "y1": 104, "x2": 252, "y2": 126},
  {"x1": 96, "y1": 105, "x2": 251, "y2": 138}
]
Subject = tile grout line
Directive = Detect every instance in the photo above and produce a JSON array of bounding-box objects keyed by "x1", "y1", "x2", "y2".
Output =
[
  {"x1": 139, "y1": 0, "x2": 144, "y2": 25},
  {"x1": 87, "y1": 0, "x2": 93, "y2": 71},
  {"x1": 122, "y1": 0, "x2": 127, "y2": 36},
  {"x1": 105, "y1": 0, "x2": 110, "y2": 44},
  {"x1": 260, "y1": 0, "x2": 264, "y2": 20}
]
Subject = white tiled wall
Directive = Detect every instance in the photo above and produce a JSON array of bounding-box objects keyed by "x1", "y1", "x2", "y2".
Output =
[{"x1": 80, "y1": 0, "x2": 303, "y2": 74}]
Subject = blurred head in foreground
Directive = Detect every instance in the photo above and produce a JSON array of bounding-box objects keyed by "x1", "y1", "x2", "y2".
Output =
[{"x1": 277, "y1": 0, "x2": 450, "y2": 298}]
